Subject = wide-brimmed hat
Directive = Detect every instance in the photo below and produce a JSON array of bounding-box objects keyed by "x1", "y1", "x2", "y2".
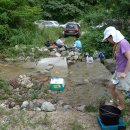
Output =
[{"x1": 102, "y1": 26, "x2": 124, "y2": 43}]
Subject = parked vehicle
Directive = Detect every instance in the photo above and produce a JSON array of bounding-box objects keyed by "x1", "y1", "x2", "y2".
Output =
[
  {"x1": 42, "y1": 21, "x2": 60, "y2": 27},
  {"x1": 59, "y1": 24, "x2": 66, "y2": 29},
  {"x1": 34, "y1": 20, "x2": 60, "y2": 27},
  {"x1": 91, "y1": 22, "x2": 107, "y2": 29},
  {"x1": 96, "y1": 22, "x2": 107, "y2": 29},
  {"x1": 63, "y1": 23, "x2": 80, "y2": 38},
  {"x1": 60, "y1": 22, "x2": 80, "y2": 29},
  {"x1": 34, "y1": 20, "x2": 44, "y2": 25}
]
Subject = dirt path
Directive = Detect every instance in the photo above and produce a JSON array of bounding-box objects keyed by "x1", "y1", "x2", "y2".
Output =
[
  {"x1": 0, "y1": 60, "x2": 116, "y2": 130},
  {"x1": 40, "y1": 60, "x2": 112, "y2": 130},
  {"x1": 61, "y1": 60, "x2": 112, "y2": 107}
]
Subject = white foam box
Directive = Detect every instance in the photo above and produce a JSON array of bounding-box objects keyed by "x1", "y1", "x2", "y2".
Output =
[{"x1": 50, "y1": 78, "x2": 65, "y2": 91}]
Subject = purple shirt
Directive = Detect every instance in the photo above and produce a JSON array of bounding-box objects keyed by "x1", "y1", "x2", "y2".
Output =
[{"x1": 116, "y1": 39, "x2": 130, "y2": 72}]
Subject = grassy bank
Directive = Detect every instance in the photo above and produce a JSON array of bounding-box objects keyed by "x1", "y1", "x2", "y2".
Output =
[{"x1": 0, "y1": 26, "x2": 76, "y2": 58}]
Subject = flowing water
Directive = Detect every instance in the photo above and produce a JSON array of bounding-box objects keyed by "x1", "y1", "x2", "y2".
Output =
[
  {"x1": 0, "y1": 57, "x2": 68, "y2": 80},
  {"x1": 0, "y1": 62, "x2": 34, "y2": 80}
]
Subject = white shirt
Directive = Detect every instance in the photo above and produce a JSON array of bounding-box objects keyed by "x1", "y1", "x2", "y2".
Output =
[{"x1": 56, "y1": 39, "x2": 63, "y2": 45}]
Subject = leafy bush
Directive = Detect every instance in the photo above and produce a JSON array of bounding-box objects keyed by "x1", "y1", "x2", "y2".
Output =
[
  {"x1": 7, "y1": 27, "x2": 63, "y2": 46},
  {"x1": 83, "y1": 5, "x2": 110, "y2": 26},
  {"x1": 81, "y1": 27, "x2": 112, "y2": 57},
  {"x1": 1, "y1": 27, "x2": 64, "y2": 57},
  {"x1": 0, "y1": 0, "x2": 42, "y2": 46}
]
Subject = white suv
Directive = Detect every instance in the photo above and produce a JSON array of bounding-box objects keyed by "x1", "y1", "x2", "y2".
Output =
[{"x1": 34, "y1": 20, "x2": 60, "y2": 27}]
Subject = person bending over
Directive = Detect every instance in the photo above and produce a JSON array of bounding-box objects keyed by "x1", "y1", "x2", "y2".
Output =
[
  {"x1": 56, "y1": 36, "x2": 67, "y2": 50},
  {"x1": 102, "y1": 26, "x2": 130, "y2": 110}
]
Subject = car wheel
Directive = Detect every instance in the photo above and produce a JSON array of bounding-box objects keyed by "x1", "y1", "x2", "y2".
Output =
[
  {"x1": 76, "y1": 35, "x2": 80, "y2": 38},
  {"x1": 64, "y1": 34, "x2": 67, "y2": 38}
]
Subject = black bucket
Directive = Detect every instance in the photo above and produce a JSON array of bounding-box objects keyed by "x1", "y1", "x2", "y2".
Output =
[{"x1": 99, "y1": 105, "x2": 121, "y2": 125}]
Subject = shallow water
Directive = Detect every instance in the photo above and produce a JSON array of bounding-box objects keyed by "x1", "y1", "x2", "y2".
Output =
[
  {"x1": 0, "y1": 59, "x2": 111, "y2": 108},
  {"x1": 0, "y1": 62, "x2": 36, "y2": 80},
  {"x1": 0, "y1": 57, "x2": 68, "y2": 80}
]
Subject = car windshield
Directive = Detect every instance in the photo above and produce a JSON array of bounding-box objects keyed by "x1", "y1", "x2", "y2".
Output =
[
  {"x1": 43, "y1": 21, "x2": 53, "y2": 25},
  {"x1": 66, "y1": 24, "x2": 78, "y2": 29}
]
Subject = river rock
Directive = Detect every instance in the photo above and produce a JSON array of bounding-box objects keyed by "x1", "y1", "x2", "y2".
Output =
[
  {"x1": 76, "y1": 105, "x2": 86, "y2": 112},
  {"x1": 34, "y1": 107, "x2": 41, "y2": 112},
  {"x1": 45, "y1": 65, "x2": 54, "y2": 71},
  {"x1": 13, "y1": 105, "x2": 20, "y2": 110},
  {"x1": 21, "y1": 101, "x2": 29, "y2": 108},
  {"x1": 69, "y1": 51, "x2": 75, "y2": 56},
  {"x1": 55, "y1": 52, "x2": 61, "y2": 57},
  {"x1": 0, "y1": 103, "x2": 8, "y2": 109},
  {"x1": 63, "y1": 105, "x2": 72, "y2": 111},
  {"x1": 41, "y1": 101, "x2": 55, "y2": 112}
]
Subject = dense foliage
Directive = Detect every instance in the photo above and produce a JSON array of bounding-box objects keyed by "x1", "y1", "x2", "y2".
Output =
[
  {"x1": 42, "y1": 0, "x2": 97, "y2": 23},
  {"x1": 84, "y1": 0, "x2": 130, "y2": 30},
  {"x1": 0, "y1": 0, "x2": 130, "y2": 57},
  {"x1": 82, "y1": 0, "x2": 130, "y2": 55},
  {"x1": 0, "y1": 0, "x2": 41, "y2": 45}
]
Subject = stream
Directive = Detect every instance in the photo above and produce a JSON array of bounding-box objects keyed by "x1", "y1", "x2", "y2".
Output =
[{"x1": 0, "y1": 57, "x2": 68, "y2": 80}]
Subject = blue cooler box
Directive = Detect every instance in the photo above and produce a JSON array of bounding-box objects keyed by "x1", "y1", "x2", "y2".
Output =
[{"x1": 97, "y1": 116, "x2": 126, "y2": 130}]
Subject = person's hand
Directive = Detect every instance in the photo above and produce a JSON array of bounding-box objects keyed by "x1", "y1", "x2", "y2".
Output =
[{"x1": 118, "y1": 72, "x2": 127, "y2": 78}]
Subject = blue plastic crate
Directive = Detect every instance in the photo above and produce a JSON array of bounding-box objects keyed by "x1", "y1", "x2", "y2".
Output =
[{"x1": 97, "y1": 116, "x2": 126, "y2": 130}]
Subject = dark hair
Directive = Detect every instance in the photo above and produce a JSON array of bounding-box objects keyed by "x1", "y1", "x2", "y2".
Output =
[{"x1": 108, "y1": 35, "x2": 112, "y2": 38}]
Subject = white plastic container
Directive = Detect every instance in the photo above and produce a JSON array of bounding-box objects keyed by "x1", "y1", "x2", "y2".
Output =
[
  {"x1": 86, "y1": 56, "x2": 93, "y2": 63},
  {"x1": 50, "y1": 77, "x2": 65, "y2": 91}
]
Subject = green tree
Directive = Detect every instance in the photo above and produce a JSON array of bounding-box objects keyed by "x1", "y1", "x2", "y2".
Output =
[
  {"x1": 98, "y1": 0, "x2": 130, "y2": 27},
  {"x1": 0, "y1": 0, "x2": 42, "y2": 44},
  {"x1": 83, "y1": 0, "x2": 130, "y2": 30},
  {"x1": 41, "y1": 0, "x2": 97, "y2": 23}
]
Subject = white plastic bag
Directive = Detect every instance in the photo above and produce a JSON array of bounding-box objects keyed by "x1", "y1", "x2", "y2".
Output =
[
  {"x1": 93, "y1": 50, "x2": 99, "y2": 59},
  {"x1": 86, "y1": 56, "x2": 93, "y2": 63}
]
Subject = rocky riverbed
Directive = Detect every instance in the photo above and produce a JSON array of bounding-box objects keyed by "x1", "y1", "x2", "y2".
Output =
[{"x1": 0, "y1": 46, "x2": 129, "y2": 130}]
